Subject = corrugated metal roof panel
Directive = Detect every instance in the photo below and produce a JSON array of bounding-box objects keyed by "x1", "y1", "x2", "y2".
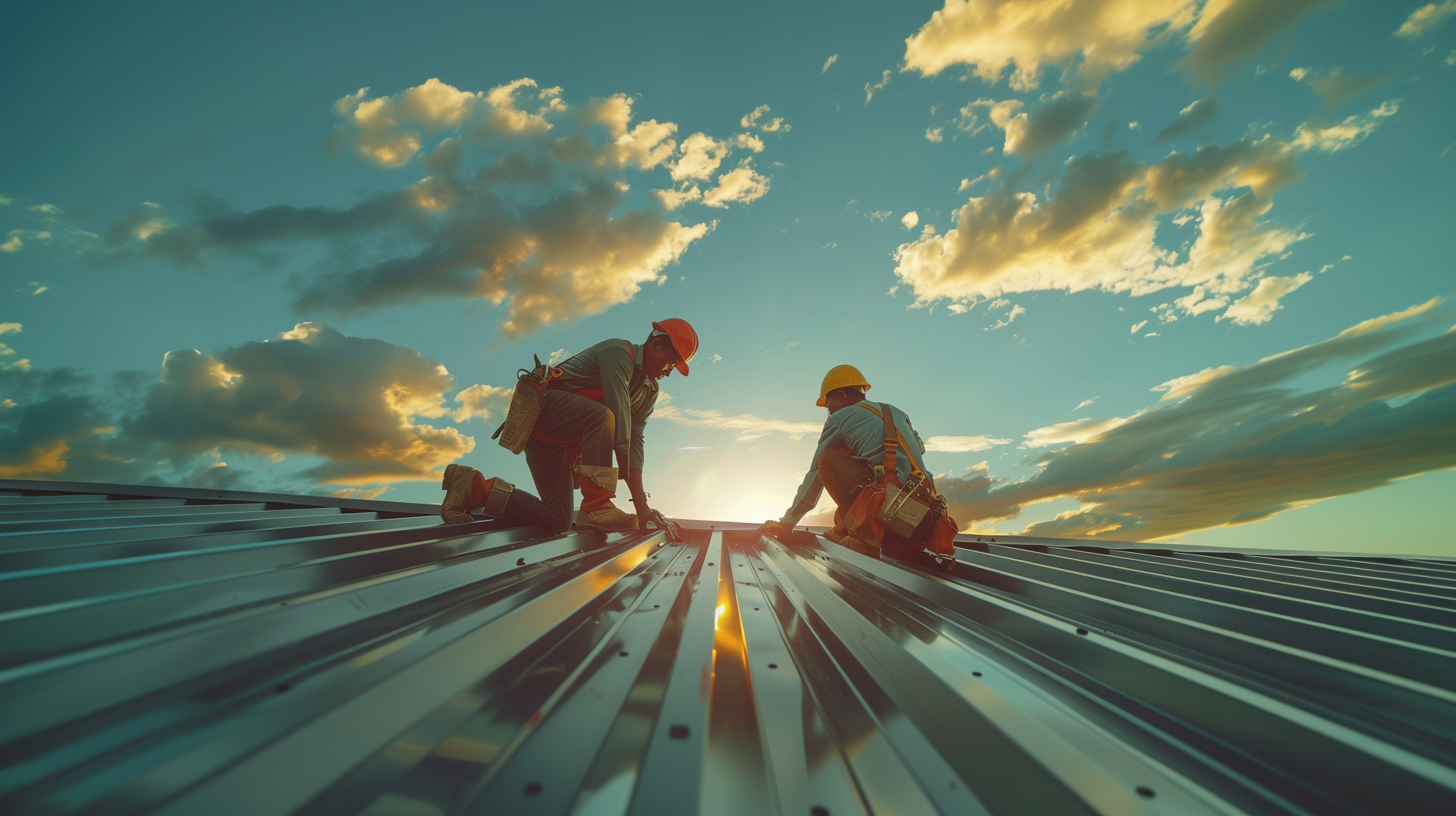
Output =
[{"x1": 1, "y1": 479, "x2": 1453, "y2": 815}]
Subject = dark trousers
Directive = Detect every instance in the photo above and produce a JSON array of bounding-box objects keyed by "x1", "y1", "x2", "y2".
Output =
[
  {"x1": 818, "y1": 449, "x2": 936, "y2": 556},
  {"x1": 502, "y1": 390, "x2": 617, "y2": 535}
]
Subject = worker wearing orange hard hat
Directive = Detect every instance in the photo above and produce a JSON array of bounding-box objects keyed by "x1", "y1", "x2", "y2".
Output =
[
  {"x1": 761, "y1": 364, "x2": 958, "y2": 569},
  {"x1": 440, "y1": 318, "x2": 697, "y2": 538}
]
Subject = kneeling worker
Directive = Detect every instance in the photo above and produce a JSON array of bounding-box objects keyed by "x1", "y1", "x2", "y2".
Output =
[
  {"x1": 440, "y1": 318, "x2": 697, "y2": 535},
  {"x1": 760, "y1": 365, "x2": 957, "y2": 568}
]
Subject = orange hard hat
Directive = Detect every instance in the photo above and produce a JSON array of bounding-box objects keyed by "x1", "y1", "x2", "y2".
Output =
[{"x1": 651, "y1": 318, "x2": 698, "y2": 376}]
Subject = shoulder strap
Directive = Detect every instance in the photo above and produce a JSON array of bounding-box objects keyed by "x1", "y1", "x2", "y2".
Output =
[{"x1": 879, "y1": 403, "x2": 898, "y2": 476}]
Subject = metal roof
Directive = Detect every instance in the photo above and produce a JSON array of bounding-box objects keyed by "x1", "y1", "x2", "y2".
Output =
[{"x1": 2, "y1": 478, "x2": 1454, "y2": 815}]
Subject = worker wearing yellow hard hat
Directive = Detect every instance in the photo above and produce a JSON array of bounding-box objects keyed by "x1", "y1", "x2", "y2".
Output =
[
  {"x1": 761, "y1": 364, "x2": 958, "y2": 569},
  {"x1": 440, "y1": 318, "x2": 697, "y2": 539}
]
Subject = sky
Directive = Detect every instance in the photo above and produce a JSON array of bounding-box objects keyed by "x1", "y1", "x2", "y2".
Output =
[{"x1": 2, "y1": 0, "x2": 1454, "y2": 555}]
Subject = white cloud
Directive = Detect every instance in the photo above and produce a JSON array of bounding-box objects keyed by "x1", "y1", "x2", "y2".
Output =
[
  {"x1": 867, "y1": 210, "x2": 892, "y2": 222},
  {"x1": 925, "y1": 435, "x2": 1010, "y2": 452},
  {"x1": 966, "y1": 93, "x2": 1100, "y2": 157},
  {"x1": 938, "y1": 300, "x2": 1456, "y2": 540},
  {"x1": 0, "y1": 323, "x2": 20, "y2": 335},
  {"x1": 891, "y1": 102, "x2": 1398, "y2": 324},
  {"x1": 451, "y1": 383, "x2": 512, "y2": 423},
  {"x1": 904, "y1": 0, "x2": 1200, "y2": 89},
  {"x1": 1219, "y1": 272, "x2": 1312, "y2": 325},
  {"x1": 985, "y1": 304, "x2": 1025, "y2": 330},
  {"x1": 740, "y1": 104, "x2": 789, "y2": 133},
  {"x1": 106, "y1": 79, "x2": 771, "y2": 340},
  {"x1": 1396, "y1": 1, "x2": 1456, "y2": 38},
  {"x1": 864, "y1": 70, "x2": 891, "y2": 104},
  {"x1": 654, "y1": 401, "x2": 822, "y2": 441},
  {"x1": 1290, "y1": 100, "x2": 1401, "y2": 152},
  {"x1": 904, "y1": 0, "x2": 1336, "y2": 89},
  {"x1": 711, "y1": 353, "x2": 722, "y2": 362},
  {"x1": 822, "y1": 54, "x2": 838, "y2": 73},
  {"x1": 901, "y1": 211, "x2": 920, "y2": 230},
  {"x1": 548, "y1": 348, "x2": 569, "y2": 365},
  {"x1": 701, "y1": 160, "x2": 771, "y2": 208},
  {"x1": 676, "y1": 446, "x2": 711, "y2": 455},
  {"x1": 1074, "y1": 397, "x2": 1098, "y2": 411},
  {"x1": 925, "y1": 126, "x2": 945, "y2": 142},
  {"x1": 1, "y1": 232, "x2": 22, "y2": 253},
  {"x1": 1130, "y1": 320, "x2": 1148, "y2": 334}
]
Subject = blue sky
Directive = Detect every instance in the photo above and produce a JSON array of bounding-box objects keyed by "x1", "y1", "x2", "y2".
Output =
[{"x1": 3, "y1": 0, "x2": 1454, "y2": 554}]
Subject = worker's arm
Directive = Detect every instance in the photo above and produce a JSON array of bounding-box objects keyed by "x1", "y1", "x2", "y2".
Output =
[
  {"x1": 629, "y1": 391, "x2": 658, "y2": 528},
  {"x1": 779, "y1": 418, "x2": 839, "y2": 526},
  {"x1": 596, "y1": 344, "x2": 636, "y2": 469}
]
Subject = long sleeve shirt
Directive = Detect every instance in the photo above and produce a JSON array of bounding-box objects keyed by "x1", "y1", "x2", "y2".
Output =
[
  {"x1": 551, "y1": 339, "x2": 658, "y2": 470},
  {"x1": 781, "y1": 402, "x2": 930, "y2": 526}
]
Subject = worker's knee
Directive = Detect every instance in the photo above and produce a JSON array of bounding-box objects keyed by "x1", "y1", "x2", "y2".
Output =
[{"x1": 599, "y1": 407, "x2": 616, "y2": 438}]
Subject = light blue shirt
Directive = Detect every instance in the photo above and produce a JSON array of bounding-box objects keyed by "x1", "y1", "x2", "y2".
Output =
[{"x1": 781, "y1": 401, "x2": 930, "y2": 525}]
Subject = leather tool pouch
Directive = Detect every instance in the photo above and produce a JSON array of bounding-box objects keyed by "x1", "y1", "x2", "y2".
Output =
[
  {"x1": 494, "y1": 355, "x2": 560, "y2": 454},
  {"x1": 879, "y1": 475, "x2": 932, "y2": 538}
]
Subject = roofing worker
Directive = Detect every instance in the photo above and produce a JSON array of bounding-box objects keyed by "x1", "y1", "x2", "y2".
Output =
[
  {"x1": 440, "y1": 319, "x2": 698, "y2": 535},
  {"x1": 760, "y1": 365, "x2": 958, "y2": 569}
]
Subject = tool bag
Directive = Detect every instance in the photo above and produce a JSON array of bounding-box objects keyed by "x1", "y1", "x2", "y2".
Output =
[
  {"x1": 839, "y1": 403, "x2": 958, "y2": 569},
  {"x1": 491, "y1": 355, "x2": 561, "y2": 454}
]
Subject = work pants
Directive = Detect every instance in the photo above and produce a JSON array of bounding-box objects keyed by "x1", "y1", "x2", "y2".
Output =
[
  {"x1": 506, "y1": 390, "x2": 618, "y2": 535},
  {"x1": 818, "y1": 449, "x2": 937, "y2": 559}
]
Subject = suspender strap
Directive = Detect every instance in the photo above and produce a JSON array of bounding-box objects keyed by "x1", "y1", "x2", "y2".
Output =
[{"x1": 879, "y1": 402, "x2": 897, "y2": 477}]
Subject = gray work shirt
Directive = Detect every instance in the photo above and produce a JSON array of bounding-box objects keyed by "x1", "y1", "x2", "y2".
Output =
[
  {"x1": 781, "y1": 402, "x2": 930, "y2": 526},
  {"x1": 551, "y1": 339, "x2": 658, "y2": 471}
]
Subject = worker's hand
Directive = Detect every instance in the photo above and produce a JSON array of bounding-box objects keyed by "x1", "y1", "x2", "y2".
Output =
[
  {"x1": 642, "y1": 508, "x2": 682, "y2": 541},
  {"x1": 758, "y1": 519, "x2": 792, "y2": 539}
]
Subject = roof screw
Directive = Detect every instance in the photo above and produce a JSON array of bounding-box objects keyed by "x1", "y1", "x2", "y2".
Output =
[{"x1": 1136, "y1": 787, "x2": 1155, "y2": 798}]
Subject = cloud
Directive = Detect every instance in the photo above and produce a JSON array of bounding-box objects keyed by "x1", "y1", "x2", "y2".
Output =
[
  {"x1": 741, "y1": 104, "x2": 789, "y2": 133},
  {"x1": 1074, "y1": 397, "x2": 1098, "y2": 411},
  {"x1": 1, "y1": 232, "x2": 21, "y2": 252},
  {"x1": 0, "y1": 323, "x2": 20, "y2": 335},
  {"x1": 0, "y1": 323, "x2": 489, "y2": 492},
  {"x1": 925, "y1": 435, "x2": 1010, "y2": 452},
  {"x1": 822, "y1": 54, "x2": 838, "y2": 73},
  {"x1": 903, "y1": 0, "x2": 1199, "y2": 89},
  {"x1": 675, "y1": 446, "x2": 711, "y2": 455},
  {"x1": 701, "y1": 160, "x2": 771, "y2": 208},
  {"x1": 926, "y1": 126, "x2": 945, "y2": 142},
  {"x1": 937, "y1": 299, "x2": 1456, "y2": 540},
  {"x1": 1289, "y1": 67, "x2": 1394, "y2": 109},
  {"x1": 1396, "y1": 1, "x2": 1456, "y2": 38},
  {"x1": 985, "y1": 303, "x2": 1025, "y2": 330},
  {"x1": 1154, "y1": 96, "x2": 1221, "y2": 142},
  {"x1": 123, "y1": 323, "x2": 472, "y2": 484},
  {"x1": 1290, "y1": 100, "x2": 1401, "y2": 152},
  {"x1": 451, "y1": 383, "x2": 512, "y2": 423},
  {"x1": 903, "y1": 0, "x2": 1334, "y2": 89},
  {"x1": 964, "y1": 93, "x2": 1100, "y2": 157},
  {"x1": 865, "y1": 70, "x2": 891, "y2": 104},
  {"x1": 1130, "y1": 320, "x2": 1148, "y2": 334},
  {"x1": 105, "y1": 79, "x2": 771, "y2": 339},
  {"x1": 901, "y1": 211, "x2": 920, "y2": 230},
  {"x1": 654, "y1": 396, "x2": 822, "y2": 441},
  {"x1": 1179, "y1": 0, "x2": 1340, "y2": 85},
  {"x1": 891, "y1": 101, "x2": 1398, "y2": 323},
  {"x1": 1218, "y1": 272, "x2": 1312, "y2": 325}
]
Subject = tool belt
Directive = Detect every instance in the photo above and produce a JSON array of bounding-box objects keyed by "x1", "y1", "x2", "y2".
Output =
[
  {"x1": 492, "y1": 355, "x2": 562, "y2": 454},
  {"x1": 838, "y1": 403, "x2": 957, "y2": 570}
]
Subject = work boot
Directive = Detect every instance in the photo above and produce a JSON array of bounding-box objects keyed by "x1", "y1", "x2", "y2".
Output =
[
  {"x1": 576, "y1": 465, "x2": 637, "y2": 533},
  {"x1": 441, "y1": 464, "x2": 477, "y2": 523}
]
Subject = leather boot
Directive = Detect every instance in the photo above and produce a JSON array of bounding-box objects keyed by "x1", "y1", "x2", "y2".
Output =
[
  {"x1": 441, "y1": 464, "x2": 516, "y2": 524},
  {"x1": 575, "y1": 465, "x2": 637, "y2": 532}
]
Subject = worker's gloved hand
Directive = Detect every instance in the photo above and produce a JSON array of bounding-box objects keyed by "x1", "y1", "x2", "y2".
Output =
[
  {"x1": 641, "y1": 508, "x2": 682, "y2": 541},
  {"x1": 758, "y1": 519, "x2": 792, "y2": 539}
]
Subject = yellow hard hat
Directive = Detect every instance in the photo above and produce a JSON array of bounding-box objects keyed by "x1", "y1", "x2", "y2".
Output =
[{"x1": 817, "y1": 364, "x2": 871, "y2": 407}]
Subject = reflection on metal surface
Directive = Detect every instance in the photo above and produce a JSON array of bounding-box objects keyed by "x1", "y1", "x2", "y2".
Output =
[{"x1": 1, "y1": 479, "x2": 1455, "y2": 815}]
